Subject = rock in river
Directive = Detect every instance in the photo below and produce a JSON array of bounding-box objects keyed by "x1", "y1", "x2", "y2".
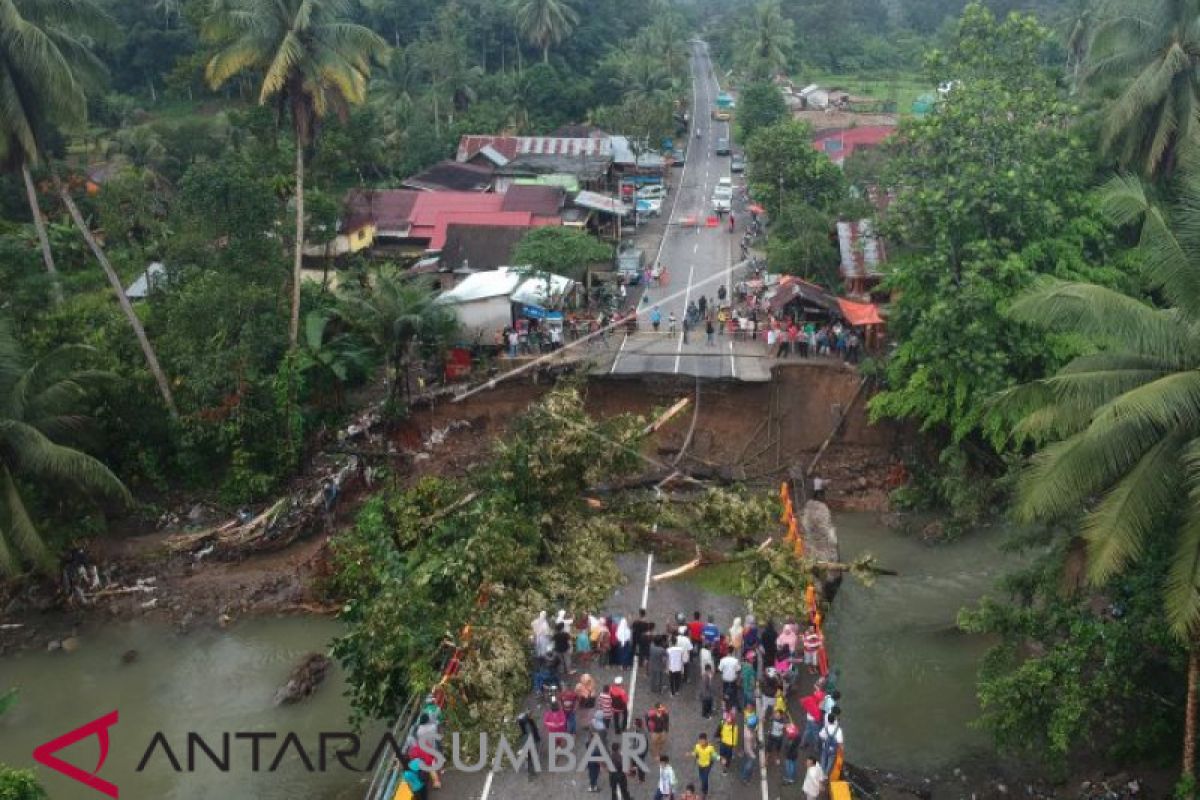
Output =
[{"x1": 273, "y1": 653, "x2": 332, "y2": 705}]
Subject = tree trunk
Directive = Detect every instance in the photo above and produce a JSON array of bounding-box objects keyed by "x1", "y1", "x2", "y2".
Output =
[
  {"x1": 291, "y1": 138, "x2": 305, "y2": 348},
  {"x1": 22, "y1": 163, "x2": 63, "y2": 305},
  {"x1": 56, "y1": 179, "x2": 179, "y2": 419},
  {"x1": 1185, "y1": 643, "x2": 1198, "y2": 784},
  {"x1": 542, "y1": 43, "x2": 549, "y2": 64}
]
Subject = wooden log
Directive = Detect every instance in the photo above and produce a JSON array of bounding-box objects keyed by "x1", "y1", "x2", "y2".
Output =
[{"x1": 641, "y1": 398, "x2": 690, "y2": 436}]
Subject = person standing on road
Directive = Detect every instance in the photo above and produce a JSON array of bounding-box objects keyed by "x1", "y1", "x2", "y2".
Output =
[
  {"x1": 729, "y1": 212, "x2": 736, "y2": 232},
  {"x1": 818, "y1": 712, "x2": 843, "y2": 776},
  {"x1": 646, "y1": 702, "x2": 670, "y2": 759},
  {"x1": 803, "y1": 755, "x2": 826, "y2": 800},
  {"x1": 611, "y1": 676, "x2": 630, "y2": 733},
  {"x1": 718, "y1": 650, "x2": 740, "y2": 707},
  {"x1": 608, "y1": 744, "x2": 632, "y2": 800},
  {"x1": 692, "y1": 733, "x2": 717, "y2": 797},
  {"x1": 651, "y1": 306, "x2": 662, "y2": 332},
  {"x1": 667, "y1": 637, "x2": 686, "y2": 696},
  {"x1": 783, "y1": 723, "x2": 802, "y2": 784},
  {"x1": 682, "y1": 315, "x2": 691, "y2": 345},
  {"x1": 650, "y1": 635, "x2": 668, "y2": 694},
  {"x1": 706, "y1": 318, "x2": 715, "y2": 346},
  {"x1": 739, "y1": 714, "x2": 758, "y2": 784},
  {"x1": 633, "y1": 608, "x2": 655, "y2": 668},
  {"x1": 717, "y1": 710, "x2": 739, "y2": 773},
  {"x1": 629, "y1": 718, "x2": 649, "y2": 784}
]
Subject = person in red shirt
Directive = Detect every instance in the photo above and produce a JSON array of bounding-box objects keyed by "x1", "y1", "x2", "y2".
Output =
[
  {"x1": 687, "y1": 611, "x2": 705, "y2": 658},
  {"x1": 610, "y1": 676, "x2": 630, "y2": 733},
  {"x1": 799, "y1": 687, "x2": 825, "y2": 750}
]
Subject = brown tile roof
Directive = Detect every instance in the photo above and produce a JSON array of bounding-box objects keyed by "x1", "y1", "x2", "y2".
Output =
[{"x1": 500, "y1": 185, "x2": 565, "y2": 216}]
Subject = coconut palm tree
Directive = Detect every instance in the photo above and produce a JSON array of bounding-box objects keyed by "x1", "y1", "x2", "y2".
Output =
[
  {"x1": 1001, "y1": 173, "x2": 1200, "y2": 781},
  {"x1": 0, "y1": 322, "x2": 130, "y2": 577},
  {"x1": 735, "y1": 0, "x2": 793, "y2": 81},
  {"x1": 1087, "y1": 0, "x2": 1200, "y2": 180},
  {"x1": 513, "y1": 0, "x2": 580, "y2": 64},
  {"x1": 203, "y1": 0, "x2": 388, "y2": 350},
  {"x1": 0, "y1": 0, "x2": 108, "y2": 305},
  {"x1": 339, "y1": 268, "x2": 459, "y2": 410},
  {"x1": 1, "y1": 0, "x2": 179, "y2": 418}
]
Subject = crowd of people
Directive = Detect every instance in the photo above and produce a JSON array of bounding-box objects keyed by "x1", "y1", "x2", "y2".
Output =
[{"x1": 522, "y1": 606, "x2": 846, "y2": 800}]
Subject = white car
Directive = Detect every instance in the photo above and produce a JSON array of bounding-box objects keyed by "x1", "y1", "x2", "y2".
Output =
[{"x1": 636, "y1": 185, "x2": 667, "y2": 201}]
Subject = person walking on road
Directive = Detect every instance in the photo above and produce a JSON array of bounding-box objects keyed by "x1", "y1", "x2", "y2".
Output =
[
  {"x1": 651, "y1": 306, "x2": 662, "y2": 332},
  {"x1": 654, "y1": 755, "x2": 678, "y2": 800},
  {"x1": 650, "y1": 635, "x2": 668, "y2": 694},
  {"x1": 682, "y1": 315, "x2": 691, "y2": 345},
  {"x1": 818, "y1": 712, "x2": 843, "y2": 776},
  {"x1": 611, "y1": 676, "x2": 629, "y2": 733},
  {"x1": 729, "y1": 212, "x2": 736, "y2": 232},
  {"x1": 718, "y1": 650, "x2": 740, "y2": 707},
  {"x1": 706, "y1": 319, "x2": 715, "y2": 346},
  {"x1": 692, "y1": 733, "x2": 717, "y2": 797}
]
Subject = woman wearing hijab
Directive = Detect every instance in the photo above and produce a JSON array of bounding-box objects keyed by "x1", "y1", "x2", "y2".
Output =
[
  {"x1": 616, "y1": 616, "x2": 633, "y2": 671},
  {"x1": 729, "y1": 617, "x2": 744, "y2": 654},
  {"x1": 532, "y1": 611, "x2": 551, "y2": 656}
]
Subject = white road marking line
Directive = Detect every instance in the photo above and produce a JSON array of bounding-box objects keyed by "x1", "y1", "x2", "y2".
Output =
[
  {"x1": 675, "y1": 260, "x2": 697, "y2": 374},
  {"x1": 609, "y1": 332, "x2": 629, "y2": 374},
  {"x1": 730, "y1": 340, "x2": 737, "y2": 379},
  {"x1": 625, "y1": 552, "x2": 655, "y2": 742},
  {"x1": 693, "y1": 242, "x2": 699, "y2": 254},
  {"x1": 479, "y1": 770, "x2": 495, "y2": 800}
]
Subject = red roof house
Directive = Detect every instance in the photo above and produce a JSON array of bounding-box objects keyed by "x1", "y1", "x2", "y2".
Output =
[{"x1": 812, "y1": 126, "x2": 896, "y2": 166}]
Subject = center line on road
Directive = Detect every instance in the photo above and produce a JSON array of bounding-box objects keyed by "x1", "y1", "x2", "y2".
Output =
[
  {"x1": 693, "y1": 242, "x2": 698, "y2": 253},
  {"x1": 626, "y1": 552, "x2": 654, "y2": 717},
  {"x1": 609, "y1": 332, "x2": 629, "y2": 374},
  {"x1": 730, "y1": 340, "x2": 737, "y2": 379}
]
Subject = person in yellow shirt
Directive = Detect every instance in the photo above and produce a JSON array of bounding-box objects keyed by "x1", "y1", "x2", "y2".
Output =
[
  {"x1": 717, "y1": 711, "x2": 739, "y2": 774},
  {"x1": 692, "y1": 732, "x2": 717, "y2": 797}
]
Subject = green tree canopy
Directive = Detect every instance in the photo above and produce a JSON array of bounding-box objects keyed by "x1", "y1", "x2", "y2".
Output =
[
  {"x1": 744, "y1": 120, "x2": 847, "y2": 218},
  {"x1": 736, "y1": 81, "x2": 788, "y2": 142},
  {"x1": 512, "y1": 226, "x2": 613, "y2": 282},
  {"x1": 870, "y1": 4, "x2": 1113, "y2": 450}
]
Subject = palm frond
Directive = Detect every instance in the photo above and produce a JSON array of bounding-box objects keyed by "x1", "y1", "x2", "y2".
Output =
[
  {"x1": 1009, "y1": 279, "x2": 1196, "y2": 365},
  {"x1": 2, "y1": 466, "x2": 50, "y2": 573},
  {"x1": 1083, "y1": 433, "x2": 1182, "y2": 584},
  {"x1": 0, "y1": 420, "x2": 131, "y2": 504}
]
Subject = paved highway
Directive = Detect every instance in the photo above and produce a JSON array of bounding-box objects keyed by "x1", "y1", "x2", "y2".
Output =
[{"x1": 607, "y1": 41, "x2": 771, "y2": 382}]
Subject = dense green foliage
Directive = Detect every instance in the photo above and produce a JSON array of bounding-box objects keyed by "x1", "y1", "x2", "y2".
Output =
[
  {"x1": 868, "y1": 5, "x2": 1126, "y2": 520},
  {"x1": 959, "y1": 534, "x2": 1183, "y2": 773},
  {"x1": 511, "y1": 226, "x2": 614, "y2": 282},
  {"x1": 735, "y1": 81, "x2": 788, "y2": 141},
  {"x1": 0, "y1": 768, "x2": 46, "y2": 800},
  {"x1": 330, "y1": 385, "x2": 642, "y2": 727}
]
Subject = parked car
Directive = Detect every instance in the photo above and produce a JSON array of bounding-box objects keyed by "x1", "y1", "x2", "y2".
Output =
[
  {"x1": 671, "y1": 148, "x2": 686, "y2": 166},
  {"x1": 715, "y1": 137, "x2": 731, "y2": 155},
  {"x1": 616, "y1": 244, "x2": 644, "y2": 283},
  {"x1": 636, "y1": 197, "x2": 663, "y2": 216},
  {"x1": 730, "y1": 153, "x2": 745, "y2": 172},
  {"x1": 636, "y1": 184, "x2": 667, "y2": 201}
]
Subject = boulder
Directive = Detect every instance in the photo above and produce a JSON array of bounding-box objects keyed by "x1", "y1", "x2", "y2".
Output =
[{"x1": 61, "y1": 636, "x2": 80, "y2": 653}]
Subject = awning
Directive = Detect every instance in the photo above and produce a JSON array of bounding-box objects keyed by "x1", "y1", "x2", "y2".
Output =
[
  {"x1": 574, "y1": 190, "x2": 631, "y2": 217},
  {"x1": 838, "y1": 298, "x2": 884, "y2": 326}
]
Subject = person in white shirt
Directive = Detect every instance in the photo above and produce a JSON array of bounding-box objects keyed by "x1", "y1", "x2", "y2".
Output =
[
  {"x1": 802, "y1": 755, "x2": 826, "y2": 800},
  {"x1": 666, "y1": 642, "x2": 686, "y2": 696},
  {"x1": 675, "y1": 628, "x2": 693, "y2": 684},
  {"x1": 718, "y1": 653, "x2": 740, "y2": 705},
  {"x1": 654, "y1": 754, "x2": 676, "y2": 800},
  {"x1": 818, "y1": 713, "x2": 843, "y2": 775}
]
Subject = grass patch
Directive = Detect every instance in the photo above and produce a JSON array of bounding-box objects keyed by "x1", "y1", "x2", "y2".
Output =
[
  {"x1": 683, "y1": 560, "x2": 743, "y2": 596},
  {"x1": 798, "y1": 70, "x2": 933, "y2": 117}
]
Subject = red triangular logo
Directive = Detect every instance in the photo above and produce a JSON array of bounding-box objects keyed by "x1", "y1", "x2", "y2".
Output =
[{"x1": 32, "y1": 710, "x2": 119, "y2": 798}]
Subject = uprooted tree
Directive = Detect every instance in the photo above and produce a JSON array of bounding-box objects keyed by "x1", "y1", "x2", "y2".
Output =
[{"x1": 330, "y1": 384, "x2": 643, "y2": 732}]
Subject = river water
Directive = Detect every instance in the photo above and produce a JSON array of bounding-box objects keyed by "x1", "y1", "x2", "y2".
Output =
[
  {"x1": 0, "y1": 617, "x2": 377, "y2": 799},
  {"x1": 824, "y1": 512, "x2": 1033, "y2": 775}
]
